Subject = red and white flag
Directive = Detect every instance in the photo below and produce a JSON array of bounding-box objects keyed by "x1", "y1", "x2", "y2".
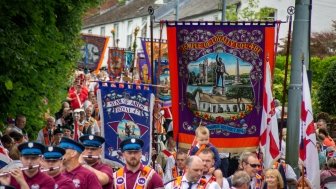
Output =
[
  {"x1": 260, "y1": 61, "x2": 280, "y2": 168},
  {"x1": 299, "y1": 64, "x2": 320, "y2": 188},
  {"x1": 0, "y1": 142, "x2": 12, "y2": 168}
]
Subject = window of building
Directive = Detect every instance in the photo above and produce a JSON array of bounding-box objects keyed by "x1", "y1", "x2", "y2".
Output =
[
  {"x1": 141, "y1": 17, "x2": 147, "y2": 38},
  {"x1": 127, "y1": 20, "x2": 133, "y2": 50},
  {"x1": 100, "y1": 26, "x2": 105, "y2": 36},
  {"x1": 88, "y1": 29, "x2": 92, "y2": 34},
  {"x1": 113, "y1": 23, "x2": 119, "y2": 40}
]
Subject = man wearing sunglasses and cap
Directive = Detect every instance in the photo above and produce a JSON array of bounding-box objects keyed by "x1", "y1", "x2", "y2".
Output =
[
  {"x1": 59, "y1": 137, "x2": 102, "y2": 189},
  {"x1": 79, "y1": 134, "x2": 113, "y2": 189},
  {"x1": 9, "y1": 142, "x2": 56, "y2": 188},
  {"x1": 42, "y1": 146, "x2": 75, "y2": 189},
  {"x1": 113, "y1": 137, "x2": 164, "y2": 189}
]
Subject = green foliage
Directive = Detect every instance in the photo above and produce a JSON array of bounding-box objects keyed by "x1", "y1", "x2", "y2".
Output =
[
  {"x1": 317, "y1": 57, "x2": 336, "y2": 115},
  {"x1": 226, "y1": 4, "x2": 238, "y2": 21},
  {"x1": 273, "y1": 56, "x2": 290, "y2": 101},
  {"x1": 226, "y1": 0, "x2": 276, "y2": 21},
  {"x1": 273, "y1": 55, "x2": 336, "y2": 116},
  {"x1": 0, "y1": 0, "x2": 100, "y2": 139}
]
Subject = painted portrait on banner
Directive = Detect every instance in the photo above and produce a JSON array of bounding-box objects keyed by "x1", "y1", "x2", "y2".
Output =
[
  {"x1": 167, "y1": 22, "x2": 276, "y2": 152},
  {"x1": 108, "y1": 48, "x2": 125, "y2": 79},
  {"x1": 98, "y1": 83, "x2": 154, "y2": 167},
  {"x1": 79, "y1": 34, "x2": 109, "y2": 73}
]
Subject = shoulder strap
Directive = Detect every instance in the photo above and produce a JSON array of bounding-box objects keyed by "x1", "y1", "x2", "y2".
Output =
[
  {"x1": 195, "y1": 144, "x2": 206, "y2": 156},
  {"x1": 173, "y1": 176, "x2": 183, "y2": 188},
  {"x1": 113, "y1": 168, "x2": 125, "y2": 189}
]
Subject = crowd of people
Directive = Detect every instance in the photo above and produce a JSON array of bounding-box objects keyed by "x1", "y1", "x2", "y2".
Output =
[{"x1": 0, "y1": 69, "x2": 335, "y2": 189}]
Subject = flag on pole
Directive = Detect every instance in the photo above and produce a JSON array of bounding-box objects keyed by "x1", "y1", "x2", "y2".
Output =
[
  {"x1": 299, "y1": 64, "x2": 320, "y2": 188},
  {"x1": 260, "y1": 59, "x2": 280, "y2": 168}
]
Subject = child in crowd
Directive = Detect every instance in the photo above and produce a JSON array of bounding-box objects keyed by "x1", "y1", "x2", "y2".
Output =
[{"x1": 189, "y1": 126, "x2": 223, "y2": 186}]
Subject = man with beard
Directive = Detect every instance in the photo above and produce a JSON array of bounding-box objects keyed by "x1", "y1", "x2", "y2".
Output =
[
  {"x1": 59, "y1": 137, "x2": 102, "y2": 189},
  {"x1": 79, "y1": 135, "x2": 113, "y2": 189},
  {"x1": 113, "y1": 137, "x2": 164, "y2": 189},
  {"x1": 10, "y1": 142, "x2": 55, "y2": 188},
  {"x1": 42, "y1": 146, "x2": 75, "y2": 189}
]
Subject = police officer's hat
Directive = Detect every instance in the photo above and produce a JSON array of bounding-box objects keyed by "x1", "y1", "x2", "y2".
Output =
[
  {"x1": 18, "y1": 142, "x2": 44, "y2": 156},
  {"x1": 59, "y1": 137, "x2": 84, "y2": 153},
  {"x1": 79, "y1": 135, "x2": 105, "y2": 148},
  {"x1": 0, "y1": 185, "x2": 15, "y2": 189},
  {"x1": 120, "y1": 137, "x2": 144, "y2": 152},
  {"x1": 43, "y1": 146, "x2": 65, "y2": 160}
]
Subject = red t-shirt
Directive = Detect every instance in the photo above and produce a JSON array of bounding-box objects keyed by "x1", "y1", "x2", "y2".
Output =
[
  {"x1": 123, "y1": 164, "x2": 164, "y2": 189},
  {"x1": 10, "y1": 170, "x2": 55, "y2": 189},
  {"x1": 63, "y1": 165, "x2": 102, "y2": 189},
  {"x1": 68, "y1": 87, "x2": 88, "y2": 109},
  {"x1": 92, "y1": 162, "x2": 113, "y2": 189},
  {"x1": 54, "y1": 173, "x2": 75, "y2": 189}
]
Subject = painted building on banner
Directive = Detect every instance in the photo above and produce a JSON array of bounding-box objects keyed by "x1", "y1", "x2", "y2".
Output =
[{"x1": 82, "y1": 0, "x2": 336, "y2": 68}]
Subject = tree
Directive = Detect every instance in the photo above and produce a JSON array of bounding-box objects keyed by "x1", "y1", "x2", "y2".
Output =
[
  {"x1": 317, "y1": 59, "x2": 336, "y2": 115},
  {"x1": 0, "y1": 0, "x2": 100, "y2": 138},
  {"x1": 226, "y1": 0, "x2": 276, "y2": 21}
]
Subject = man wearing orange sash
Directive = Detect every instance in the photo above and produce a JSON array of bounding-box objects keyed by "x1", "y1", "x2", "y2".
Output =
[
  {"x1": 163, "y1": 150, "x2": 187, "y2": 183},
  {"x1": 165, "y1": 155, "x2": 220, "y2": 189},
  {"x1": 113, "y1": 137, "x2": 164, "y2": 189},
  {"x1": 36, "y1": 116, "x2": 55, "y2": 145}
]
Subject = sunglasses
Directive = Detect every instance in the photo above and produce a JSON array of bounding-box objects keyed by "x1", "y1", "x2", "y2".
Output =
[{"x1": 246, "y1": 162, "x2": 261, "y2": 168}]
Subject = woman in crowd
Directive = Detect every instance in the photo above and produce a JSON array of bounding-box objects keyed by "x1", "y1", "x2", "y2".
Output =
[{"x1": 263, "y1": 168, "x2": 284, "y2": 189}]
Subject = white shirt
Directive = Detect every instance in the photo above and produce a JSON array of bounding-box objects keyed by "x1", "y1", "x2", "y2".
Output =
[
  {"x1": 165, "y1": 175, "x2": 221, "y2": 189},
  {"x1": 203, "y1": 174, "x2": 227, "y2": 189},
  {"x1": 164, "y1": 165, "x2": 184, "y2": 183}
]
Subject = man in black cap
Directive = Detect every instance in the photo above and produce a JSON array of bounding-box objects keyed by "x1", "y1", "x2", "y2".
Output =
[
  {"x1": 59, "y1": 137, "x2": 102, "y2": 189},
  {"x1": 79, "y1": 134, "x2": 113, "y2": 189},
  {"x1": 10, "y1": 142, "x2": 55, "y2": 188},
  {"x1": 42, "y1": 146, "x2": 75, "y2": 189},
  {"x1": 113, "y1": 137, "x2": 164, "y2": 189},
  {"x1": 51, "y1": 127, "x2": 64, "y2": 146}
]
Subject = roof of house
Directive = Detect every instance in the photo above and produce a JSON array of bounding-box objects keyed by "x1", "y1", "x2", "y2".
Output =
[
  {"x1": 82, "y1": 0, "x2": 238, "y2": 28},
  {"x1": 83, "y1": 0, "x2": 160, "y2": 28}
]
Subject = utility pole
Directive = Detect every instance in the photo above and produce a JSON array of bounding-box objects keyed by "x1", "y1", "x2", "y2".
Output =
[
  {"x1": 221, "y1": 0, "x2": 227, "y2": 21},
  {"x1": 286, "y1": 0, "x2": 311, "y2": 180},
  {"x1": 175, "y1": 0, "x2": 179, "y2": 21}
]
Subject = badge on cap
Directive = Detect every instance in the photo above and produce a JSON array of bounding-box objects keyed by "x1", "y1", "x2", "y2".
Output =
[
  {"x1": 89, "y1": 135, "x2": 94, "y2": 140},
  {"x1": 131, "y1": 138, "x2": 136, "y2": 143},
  {"x1": 48, "y1": 146, "x2": 53, "y2": 152},
  {"x1": 28, "y1": 142, "x2": 34, "y2": 148}
]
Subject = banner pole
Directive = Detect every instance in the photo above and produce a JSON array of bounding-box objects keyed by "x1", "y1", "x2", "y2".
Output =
[{"x1": 279, "y1": 8, "x2": 294, "y2": 152}]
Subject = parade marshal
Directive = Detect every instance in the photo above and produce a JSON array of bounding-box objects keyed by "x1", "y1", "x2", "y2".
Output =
[{"x1": 113, "y1": 137, "x2": 164, "y2": 189}]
